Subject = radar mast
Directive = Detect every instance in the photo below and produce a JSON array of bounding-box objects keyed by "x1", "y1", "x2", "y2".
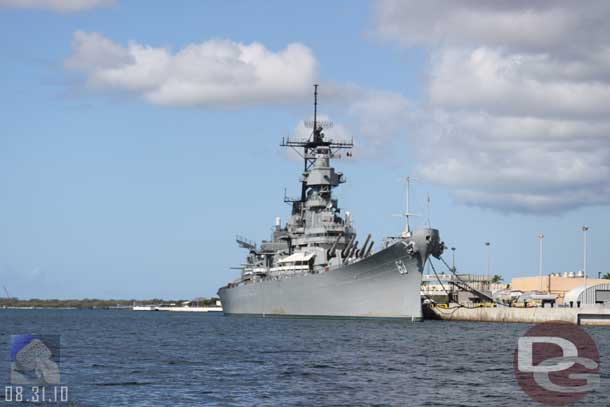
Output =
[{"x1": 280, "y1": 84, "x2": 353, "y2": 204}]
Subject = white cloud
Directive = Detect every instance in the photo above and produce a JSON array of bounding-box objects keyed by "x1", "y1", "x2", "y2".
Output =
[
  {"x1": 375, "y1": 0, "x2": 610, "y2": 55},
  {"x1": 64, "y1": 31, "x2": 414, "y2": 162},
  {"x1": 428, "y1": 48, "x2": 610, "y2": 119},
  {"x1": 412, "y1": 111, "x2": 610, "y2": 213},
  {"x1": 65, "y1": 31, "x2": 318, "y2": 108},
  {"x1": 65, "y1": 31, "x2": 131, "y2": 70},
  {"x1": 0, "y1": 0, "x2": 114, "y2": 12},
  {"x1": 348, "y1": 90, "x2": 411, "y2": 142},
  {"x1": 375, "y1": 0, "x2": 610, "y2": 213}
]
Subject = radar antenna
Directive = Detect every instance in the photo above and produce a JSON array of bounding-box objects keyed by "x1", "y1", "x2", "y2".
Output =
[
  {"x1": 392, "y1": 176, "x2": 419, "y2": 237},
  {"x1": 303, "y1": 85, "x2": 334, "y2": 130},
  {"x1": 313, "y1": 83, "x2": 318, "y2": 140}
]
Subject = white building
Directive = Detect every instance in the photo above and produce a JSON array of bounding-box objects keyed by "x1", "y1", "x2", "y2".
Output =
[{"x1": 564, "y1": 283, "x2": 610, "y2": 307}]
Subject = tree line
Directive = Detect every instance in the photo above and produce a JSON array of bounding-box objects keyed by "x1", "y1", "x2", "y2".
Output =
[{"x1": 0, "y1": 298, "x2": 220, "y2": 309}]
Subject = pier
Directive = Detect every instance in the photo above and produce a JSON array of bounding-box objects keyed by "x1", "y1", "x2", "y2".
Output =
[{"x1": 424, "y1": 304, "x2": 610, "y2": 326}]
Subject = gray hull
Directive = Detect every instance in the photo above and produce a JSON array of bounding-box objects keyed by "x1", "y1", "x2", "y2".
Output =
[{"x1": 218, "y1": 241, "x2": 424, "y2": 319}]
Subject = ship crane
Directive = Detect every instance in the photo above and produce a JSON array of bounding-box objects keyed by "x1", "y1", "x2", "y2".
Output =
[{"x1": 3, "y1": 285, "x2": 11, "y2": 300}]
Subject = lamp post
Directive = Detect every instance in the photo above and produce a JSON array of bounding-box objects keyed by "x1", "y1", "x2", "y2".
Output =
[
  {"x1": 485, "y1": 242, "x2": 491, "y2": 289},
  {"x1": 451, "y1": 247, "x2": 456, "y2": 273},
  {"x1": 538, "y1": 233, "x2": 544, "y2": 292},
  {"x1": 582, "y1": 226, "x2": 589, "y2": 302}
]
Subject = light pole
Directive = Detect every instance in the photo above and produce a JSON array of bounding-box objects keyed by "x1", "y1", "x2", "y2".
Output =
[
  {"x1": 485, "y1": 242, "x2": 491, "y2": 289},
  {"x1": 582, "y1": 226, "x2": 589, "y2": 302},
  {"x1": 538, "y1": 233, "x2": 544, "y2": 292},
  {"x1": 451, "y1": 247, "x2": 456, "y2": 273}
]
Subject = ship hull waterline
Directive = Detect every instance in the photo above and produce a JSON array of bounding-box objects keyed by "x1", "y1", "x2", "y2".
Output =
[{"x1": 218, "y1": 241, "x2": 425, "y2": 320}]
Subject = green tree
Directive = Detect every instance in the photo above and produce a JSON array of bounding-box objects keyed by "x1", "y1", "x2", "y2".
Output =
[
  {"x1": 602, "y1": 273, "x2": 610, "y2": 280},
  {"x1": 491, "y1": 274, "x2": 503, "y2": 283}
]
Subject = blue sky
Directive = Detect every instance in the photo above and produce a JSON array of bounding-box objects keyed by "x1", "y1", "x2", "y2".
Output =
[{"x1": 1, "y1": 1, "x2": 609, "y2": 299}]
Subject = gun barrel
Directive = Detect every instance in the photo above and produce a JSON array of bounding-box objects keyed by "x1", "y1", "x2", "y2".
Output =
[
  {"x1": 359, "y1": 234, "x2": 372, "y2": 258},
  {"x1": 348, "y1": 241, "x2": 359, "y2": 259},
  {"x1": 327, "y1": 235, "x2": 342, "y2": 259},
  {"x1": 341, "y1": 234, "x2": 356, "y2": 258}
]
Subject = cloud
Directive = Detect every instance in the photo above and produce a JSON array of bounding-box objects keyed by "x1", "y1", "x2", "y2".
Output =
[
  {"x1": 0, "y1": 0, "x2": 114, "y2": 12},
  {"x1": 64, "y1": 31, "x2": 414, "y2": 162},
  {"x1": 375, "y1": 0, "x2": 610, "y2": 56},
  {"x1": 347, "y1": 90, "x2": 412, "y2": 142},
  {"x1": 65, "y1": 31, "x2": 318, "y2": 108},
  {"x1": 412, "y1": 111, "x2": 610, "y2": 213},
  {"x1": 428, "y1": 48, "x2": 610, "y2": 119},
  {"x1": 375, "y1": 0, "x2": 610, "y2": 213}
]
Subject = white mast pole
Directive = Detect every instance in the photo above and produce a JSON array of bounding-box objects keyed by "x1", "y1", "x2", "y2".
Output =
[
  {"x1": 405, "y1": 176, "x2": 410, "y2": 235},
  {"x1": 538, "y1": 233, "x2": 544, "y2": 292},
  {"x1": 583, "y1": 226, "x2": 589, "y2": 303},
  {"x1": 485, "y1": 242, "x2": 491, "y2": 289}
]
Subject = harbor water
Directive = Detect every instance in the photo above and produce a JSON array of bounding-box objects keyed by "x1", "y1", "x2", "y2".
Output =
[{"x1": 1, "y1": 309, "x2": 609, "y2": 406}]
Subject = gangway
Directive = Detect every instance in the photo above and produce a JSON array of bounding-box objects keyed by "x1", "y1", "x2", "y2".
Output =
[{"x1": 446, "y1": 279, "x2": 495, "y2": 304}]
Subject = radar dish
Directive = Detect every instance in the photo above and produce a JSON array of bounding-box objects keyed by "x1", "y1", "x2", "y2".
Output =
[{"x1": 304, "y1": 120, "x2": 333, "y2": 129}]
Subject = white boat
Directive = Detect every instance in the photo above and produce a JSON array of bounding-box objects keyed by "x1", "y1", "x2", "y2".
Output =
[{"x1": 132, "y1": 299, "x2": 223, "y2": 312}]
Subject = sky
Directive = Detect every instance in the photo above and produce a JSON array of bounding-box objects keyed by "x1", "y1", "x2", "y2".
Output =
[{"x1": 1, "y1": 0, "x2": 609, "y2": 299}]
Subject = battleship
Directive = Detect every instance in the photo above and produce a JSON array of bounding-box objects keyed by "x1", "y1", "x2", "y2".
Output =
[{"x1": 218, "y1": 85, "x2": 444, "y2": 319}]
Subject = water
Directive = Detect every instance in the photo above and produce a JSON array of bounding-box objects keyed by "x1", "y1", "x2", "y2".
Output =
[{"x1": 0, "y1": 309, "x2": 608, "y2": 406}]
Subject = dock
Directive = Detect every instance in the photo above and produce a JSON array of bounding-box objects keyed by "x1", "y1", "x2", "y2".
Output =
[{"x1": 425, "y1": 304, "x2": 610, "y2": 326}]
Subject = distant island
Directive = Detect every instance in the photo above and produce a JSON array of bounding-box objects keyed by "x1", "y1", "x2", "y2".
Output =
[{"x1": 0, "y1": 297, "x2": 220, "y2": 310}]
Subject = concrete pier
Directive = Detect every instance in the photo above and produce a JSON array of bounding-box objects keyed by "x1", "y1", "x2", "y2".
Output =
[{"x1": 425, "y1": 304, "x2": 610, "y2": 326}]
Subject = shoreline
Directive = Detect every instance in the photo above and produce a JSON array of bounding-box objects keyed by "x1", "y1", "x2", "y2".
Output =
[{"x1": 0, "y1": 297, "x2": 221, "y2": 310}]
